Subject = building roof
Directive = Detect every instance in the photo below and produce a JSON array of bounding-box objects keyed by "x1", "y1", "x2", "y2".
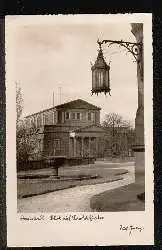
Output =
[
  {"x1": 25, "y1": 107, "x2": 55, "y2": 118},
  {"x1": 73, "y1": 124, "x2": 109, "y2": 133},
  {"x1": 25, "y1": 99, "x2": 101, "y2": 118},
  {"x1": 54, "y1": 99, "x2": 101, "y2": 110},
  {"x1": 41, "y1": 124, "x2": 108, "y2": 134}
]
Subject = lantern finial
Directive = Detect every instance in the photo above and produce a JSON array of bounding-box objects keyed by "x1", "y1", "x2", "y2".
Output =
[{"x1": 97, "y1": 39, "x2": 102, "y2": 50}]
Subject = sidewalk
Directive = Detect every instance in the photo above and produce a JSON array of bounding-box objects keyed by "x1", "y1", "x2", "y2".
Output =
[{"x1": 96, "y1": 157, "x2": 135, "y2": 163}]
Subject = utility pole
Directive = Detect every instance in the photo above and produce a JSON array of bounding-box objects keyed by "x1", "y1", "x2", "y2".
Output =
[
  {"x1": 52, "y1": 91, "x2": 55, "y2": 107},
  {"x1": 52, "y1": 91, "x2": 55, "y2": 125}
]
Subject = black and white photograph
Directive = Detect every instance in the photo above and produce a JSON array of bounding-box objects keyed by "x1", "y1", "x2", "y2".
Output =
[{"x1": 6, "y1": 14, "x2": 153, "y2": 246}]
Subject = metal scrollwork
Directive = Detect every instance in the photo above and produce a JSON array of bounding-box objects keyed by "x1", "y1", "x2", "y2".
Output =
[
  {"x1": 97, "y1": 39, "x2": 143, "y2": 63},
  {"x1": 132, "y1": 44, "x2": 140, "y2": 55}
]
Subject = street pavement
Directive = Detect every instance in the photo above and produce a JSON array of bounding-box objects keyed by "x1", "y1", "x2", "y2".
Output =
[{"x1": 18, "y1": 162, "x2": 135, "y2": 213}]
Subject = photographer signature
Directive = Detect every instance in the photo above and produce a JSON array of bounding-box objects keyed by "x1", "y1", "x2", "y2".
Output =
[{"x1": 120, "y1": 224, "x2": 144, "y2": 236}]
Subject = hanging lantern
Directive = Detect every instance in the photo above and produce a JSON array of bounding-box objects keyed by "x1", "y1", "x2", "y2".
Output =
[{"x1": 91, "y1": 43, "x2": 111, "y2": 95}]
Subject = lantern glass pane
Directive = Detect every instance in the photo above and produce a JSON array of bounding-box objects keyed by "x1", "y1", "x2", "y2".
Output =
[
  {"x1": 96, "y1": 71, "x2": 98, "y2": 87},
  {"x1": 105, "y1": 70, "x2": 109, "y2": 87},
  {"x1": 92, "y1": 70, "x2": 95, "y2": 89},
  {"x1": 97, "y1": 71, "x2": 99, "y2": 88},
  {"x1": 97, "y1": 70, "x2": 104, "y2": 89},
  {"x1": 97, "y1": 71, "x2": 100, "y2": 87},
  {"x1": 100, "y1": 70, "x2": 104, "y2": 87}
]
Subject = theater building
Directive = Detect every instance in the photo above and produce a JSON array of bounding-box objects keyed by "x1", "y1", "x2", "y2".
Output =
[{"x1": 25, "y1": 99, "x2": 110, "y2": 162}]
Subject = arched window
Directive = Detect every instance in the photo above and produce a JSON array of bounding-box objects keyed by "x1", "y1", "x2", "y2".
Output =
[
  {"x1": 87, "y1": 112, "x2": 95, "y2": 121},
  {"x1": 65, "y1": 112, "x2": 70, "y2": 120},
  {"x1": 37, "y1": 116, "x2": 41, "y2": 127}
]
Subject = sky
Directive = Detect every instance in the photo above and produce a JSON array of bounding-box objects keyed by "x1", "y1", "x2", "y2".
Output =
[{"x1": 8, "y1": 15, "x2": 138, "y2": 126}]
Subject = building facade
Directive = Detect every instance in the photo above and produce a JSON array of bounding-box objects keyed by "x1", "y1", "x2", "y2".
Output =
[{"x1": 25, "y1": 99, "x2": 110, "y2": 161}]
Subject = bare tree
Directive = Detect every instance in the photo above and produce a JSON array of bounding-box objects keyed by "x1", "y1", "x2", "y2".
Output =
[
  {"x1": 102, "y1": 113, "x2": 132, "y2": 129},
  {"x1": 102, "y1": 113, "x2": 135, "y2": 158},
  {"x1": 16, "y1": 82, "x2": 23, "y2": 125}
]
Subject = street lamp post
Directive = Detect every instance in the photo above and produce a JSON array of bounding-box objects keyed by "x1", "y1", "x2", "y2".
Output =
[{"x1": 91, "y1": 23, "x2": 144, "y2": 204}]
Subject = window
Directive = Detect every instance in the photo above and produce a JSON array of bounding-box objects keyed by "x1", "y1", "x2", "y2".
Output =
[
  {"x1": 88, "y1": 112, "x2": 91, "y2": 121},
  {"x1": 91, "y1": 112, "x2": 95, "y2": 121},
  {"x1": 65, "y1": 112, "x2": 70, "y2": 120},
  {"x1": 71, "y1": 112, "x2": 81, "y2": 120},
  {"x1": 72, "y1": 112, "x2": 76, "y2": 120},
  {"x1": 33, "y1": 117, "x2": 36, "y2": 126},
  {"x1": 76, "y1": 112, "x2": 81, "y2": 120},
  {"x1": 30, "y1": 117, "x2": 35, "y2": 126},
  {"x1": 88, "y1": 112, "x2": 95, "y2": 121},
  {"x1": 37, "y1": 116, "x2": 41, "y2": 127},
  {"x1": 44, "y1": 114, "x2": 49, "y2": 124},
  {"x1": 26, "y1": 119, "x2": 30, "y2": 127}
]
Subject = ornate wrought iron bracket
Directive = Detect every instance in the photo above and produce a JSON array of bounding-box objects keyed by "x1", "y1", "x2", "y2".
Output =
[{"x1": 97, "y1": 39, "x2": 143, "y2": 63}]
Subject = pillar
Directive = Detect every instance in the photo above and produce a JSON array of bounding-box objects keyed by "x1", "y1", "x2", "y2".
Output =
[
  {"x1": 88, "y1": 137, "x2": 91, "y2": 157},
  {"x1": 131, "y1": 23, "x2": 145, "y2": 189},
  {"x1": 62, "y1": 112, "x2": 65, "y2": 123},
  {"x1": 52, "y1": 110, "x2": 55, "y2": 124},
  {"x1": 73, "y1": 137, "x2": 76, "y2": 157},
  {"x1": 56, "y1": 110, "x2": 58, "y2": 124},
  {"x1": 81, "y1": 137, "x2": 84, "y2": 157}
]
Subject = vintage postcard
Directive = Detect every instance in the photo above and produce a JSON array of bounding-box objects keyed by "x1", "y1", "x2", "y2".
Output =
[{"x1": 5, "y1": 14, "x2": 153, "y2": 246}]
